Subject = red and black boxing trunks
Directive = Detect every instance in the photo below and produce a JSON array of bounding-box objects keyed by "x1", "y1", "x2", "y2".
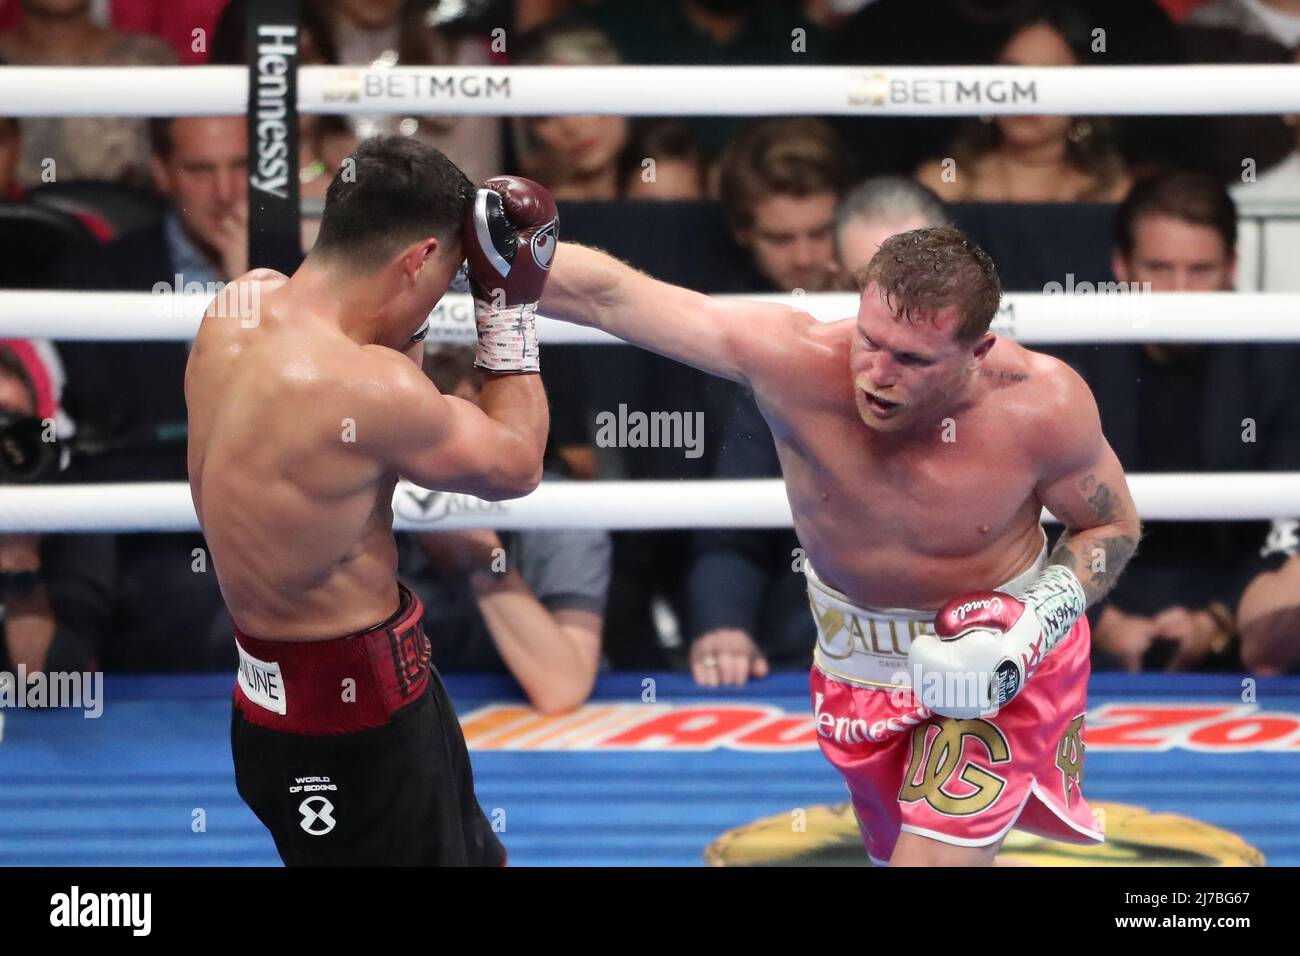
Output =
[{"x1": 229, "y1": 584, "x2": 505, "y2": 866}]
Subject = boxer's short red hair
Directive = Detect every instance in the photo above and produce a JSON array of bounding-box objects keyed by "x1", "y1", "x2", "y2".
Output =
[{"x1": 859, "y1": 225, "x2": 1002, "y2": 344}]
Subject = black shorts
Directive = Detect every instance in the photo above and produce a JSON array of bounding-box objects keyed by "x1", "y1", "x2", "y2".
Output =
[{"x1": 231, "y1": 667, "x2": 506, "y2": 866}]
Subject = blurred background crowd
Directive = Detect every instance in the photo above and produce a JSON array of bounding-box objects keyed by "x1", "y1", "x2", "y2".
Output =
[{"x1": 0, "y1": 0, "x2": 1298, "y2": 710}]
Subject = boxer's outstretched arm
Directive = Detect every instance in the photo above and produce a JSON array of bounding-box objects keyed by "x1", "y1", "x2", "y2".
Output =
[
  {"x1": 541, "y1": 242, "x2": 811, "y2": 385},
  {"x1": 1033, "y1": 362, "x2": 1142, "y2": 607},
  {"x1": 362, "y1": 349, "x2": 547, "y2": 500}
]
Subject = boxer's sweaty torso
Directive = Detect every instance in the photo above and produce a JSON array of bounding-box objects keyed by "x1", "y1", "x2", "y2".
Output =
[
  {"x1": 751, "y1": 320, "x2": 1060, "y2": 610},
  {"x1": 186, "y1": 271, "x2": 404, "y2": 641}
]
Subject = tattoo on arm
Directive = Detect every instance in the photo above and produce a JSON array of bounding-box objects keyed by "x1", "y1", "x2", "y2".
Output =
[
  {"x1": 1084, "y1": 476, "x2": 1121, "y2": 524},
  {"x1": 1047, "y1": 475, "x2": 1141, "y2": 607},
  {"x1": 1049, "y1": 533, "x2": 1138, "y2": 607}
]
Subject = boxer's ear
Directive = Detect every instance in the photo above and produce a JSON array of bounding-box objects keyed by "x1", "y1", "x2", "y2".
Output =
[
  {"x1": 970, "y1": 333, "x2": 996, "y2": 364},
  {"x1": 404, "y1": 238, "x2": 439, "y2": 281}
]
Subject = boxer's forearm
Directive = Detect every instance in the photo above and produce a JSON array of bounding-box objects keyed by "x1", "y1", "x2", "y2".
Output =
[
  {"x1": 1047, "y1": 522, "x2": 1140, "y2": 609},
  {"x1": 472, "y1": 570, "x2": 600, "y2": 713},
  {"x1": 540, "y1": 242, "x2": 624, "y2": 329},
  {"x1": 477, "y1": 373, "x2": 549, "y2": 493},
  {"x1": 543, "y1": 243, "x2": 655, "y2": 335},
  {"x1": 542, "y1": 242, "x2": 751, "y2": 382}
]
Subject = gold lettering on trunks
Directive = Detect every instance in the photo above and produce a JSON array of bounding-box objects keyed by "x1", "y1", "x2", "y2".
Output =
[
  {"x1": 1055, "y1": 714, "x2": 1086, "y2": 808},
  {"x1": 899, "y1": 718, "x2": 1010, "y2": 816}
]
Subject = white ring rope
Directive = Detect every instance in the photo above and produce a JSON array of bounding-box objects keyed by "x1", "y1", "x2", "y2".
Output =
[
  {"x1": 2, "y1": 291, "x2": 1299, "y2": 344},
  {"x1": 2, "y1": 65, "x2": 1299, "y2": 117},
  {"x1": 0, "y1": 474, "x2": 1294, "y2": 533}
]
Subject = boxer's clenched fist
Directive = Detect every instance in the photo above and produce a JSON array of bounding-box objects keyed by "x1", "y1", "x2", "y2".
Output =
[{"x1": 464, "y1": 176, "x2": 559, "y2": 372}]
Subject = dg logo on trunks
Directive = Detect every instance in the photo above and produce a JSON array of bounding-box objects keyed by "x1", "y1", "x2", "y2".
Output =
[{"x1": 899, "y1": 718, "x2": 1012, "y2": 816}]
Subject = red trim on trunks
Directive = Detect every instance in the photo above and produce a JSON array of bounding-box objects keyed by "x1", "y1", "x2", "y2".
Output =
[{"x1": 232, "y1": 584, "x2": 431, "y2": 735}]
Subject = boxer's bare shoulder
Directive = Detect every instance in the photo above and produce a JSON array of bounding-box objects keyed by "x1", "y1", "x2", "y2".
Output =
[
  {"x1": 972, "y1": 339, "x2": 1096, "y2": 430},
  {"x1": 1004, "y1": 346, "x2": 1104, "y2": 460},
  {"x1": 202, "y1": 268, "x2": 289, "y2": 326},
  {"x1": 186, "y1": 273, "x2": 409, "y2": 497},
  {"x1": 750, "y1": 311, "x2": 855, "y2": 399},
  {"x1": 699, "y1": 296, "x2": 824, "y2": 387},
  {"x1": 345, "y1": 345, "x2": 451, "y2": 450},
  {"x1": 237, "y1": 267, "x2": 289, "y2": 286},
  {"x1": 999, "y1": 346, "x2": 1133, "y2": 543}
]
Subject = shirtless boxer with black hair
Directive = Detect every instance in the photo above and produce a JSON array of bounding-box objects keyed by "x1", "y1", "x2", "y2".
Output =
[
  {"x1": 542, "y1": 227, "x2": 1141, "y2": 866},
  {"x1": 186, "y1": 136, "x2": 558, "y2": 865}
]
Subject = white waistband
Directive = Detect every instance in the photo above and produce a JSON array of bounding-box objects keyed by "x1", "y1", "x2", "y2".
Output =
[{"x1": 806, "y1": 530, "x2": 1048, "y2": 690}]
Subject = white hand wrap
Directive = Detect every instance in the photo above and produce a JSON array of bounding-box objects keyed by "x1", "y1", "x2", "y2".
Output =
[
  {"x1": 1019, "y1": 564, "x2": 1087, "y2": 656},
  {"x1": 474, "y1": 300, "x2": 540, "y2": 373}
]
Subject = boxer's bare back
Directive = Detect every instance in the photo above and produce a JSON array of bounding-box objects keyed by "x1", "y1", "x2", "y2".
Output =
[
  {"x1": 187, "y1": 268, "x2": 545, "y2": 642},
  {"x1": 542, "y1": 242, "x2": 1138, "y2": 609}
]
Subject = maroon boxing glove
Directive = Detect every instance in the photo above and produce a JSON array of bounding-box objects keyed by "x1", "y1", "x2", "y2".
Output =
[{"x1": 463, "y1": 176, "x2": 559, "y2": 372}]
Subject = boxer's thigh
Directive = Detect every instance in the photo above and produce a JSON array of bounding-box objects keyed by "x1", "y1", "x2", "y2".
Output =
[
  {"x1": 809, "y1": 667, "x2": 908, "y2": 862},
  {"x1": 892, "y1": 620, "x2": 1096, "y2": 857},
  {"x1": 231, "y1": 689, "x2": 484, "y2": 866},
  {"x1": 1015, "y1": 618, "x2": 1099, "y2": 835},
  {"x1": 231, "y1": 705, "x2": 292, "y2": 845},
  {"x1": 423, "y1": 667, "x2": 507, "y2": 866},
  {"x1": 889, "y1": 829, "x2": 1004, "y2": 866},
  {"x1": 895, "y1": 714, "x2": 1025, "y2": 851}
]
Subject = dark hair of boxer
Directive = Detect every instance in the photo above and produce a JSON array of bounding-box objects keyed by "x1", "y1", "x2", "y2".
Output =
[
  {"x1": 718, "y1": 118, "x2": 854, "y2": 233},
  {"x1": 312, "y1": 135, "x2": 474, "y2": 272},
  {"x1": 1115, "y1": 170, "x2": 1238, "y2": 258},
  {"x1": 858, "y1": 225, "x2": 1002, "y2": 344}
]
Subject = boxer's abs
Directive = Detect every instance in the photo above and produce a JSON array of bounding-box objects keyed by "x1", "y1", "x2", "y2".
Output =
[
  {"x1": 794, "y1": 519, "x2": 1049, "y2": 612},
  {"x1": 773, "y1": 428, "x2": 1046, "y2": 609}
]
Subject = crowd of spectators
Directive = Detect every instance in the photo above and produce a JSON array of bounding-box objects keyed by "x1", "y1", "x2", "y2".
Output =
[{"x1": 1, "y1": 0, "x2": 1298, "y2": 709}]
